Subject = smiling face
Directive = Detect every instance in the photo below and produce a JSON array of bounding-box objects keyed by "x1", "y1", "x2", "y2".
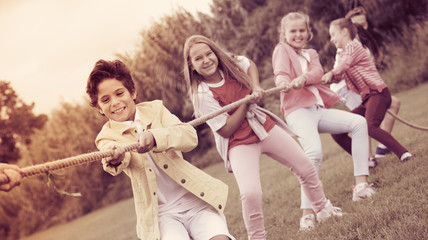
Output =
[
  {"x1": 96, "y1": 78, "x2": 137, "y2": 122},
  {"x1": 329, "y1": 24, "x2": 351, "y2": 49},
  {"x1": 283, "y1": 18, "x2": 309, "y2": 50},
  {"x1": 188, "y1": 42, "x2": 222, "y2": 83}
]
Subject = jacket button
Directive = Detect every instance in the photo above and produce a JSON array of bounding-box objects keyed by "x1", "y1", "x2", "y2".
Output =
[
  {"x1": 200, "y1": 192, "x2": 204, "y2": 197},
  {"x1": 181, "y1": 179, "x2": 186, "y2": 184},
  {"x1": 163, "y1": 164, "x2": 168, "y2": 169},
  {"x1": 153, "y1": 192, "x2": 156, "y2": 195},
  {"x1": 218, "y1": 204, "x2": 222, "y2": 210},
  {"x1": 148, "y1": 168, "x2": 152, "y2": 172},
  {"x1": 134, "y1": 130, "x2": 137, "y2": 133}
]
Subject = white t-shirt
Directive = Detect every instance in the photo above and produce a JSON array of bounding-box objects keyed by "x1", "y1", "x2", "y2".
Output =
[
  {"x1": 195, "y1": 55, "x2": 252, "y2": 132},
  {"x1": 114, "y1": 111, "x2": 201, "y2": 215}
]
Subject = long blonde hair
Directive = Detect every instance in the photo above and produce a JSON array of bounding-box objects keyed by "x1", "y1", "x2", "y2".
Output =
[{"x1": 183, "y1": 35, "x2": 253, "y2": 116}]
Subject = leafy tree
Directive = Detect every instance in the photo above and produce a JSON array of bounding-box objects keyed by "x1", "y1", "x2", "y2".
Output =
[
  {"x1": 307, "y1": 0, "x2": 428, "y2": 67},
  {"x1": 118, "y1": 9, "x2": 217, "y2": 165},
  {"x1": 1, "y1": 101, "x2": 133, "y2": 240},
  {"x1": 120, "y1": 9, "x2": 208, "y2": 122},
  {"x1": 0, "y1": 81, "x2": 47, "y2": 163},
  {"x1": 239, "y1": 0, "x2": 267, "y2": 13}
]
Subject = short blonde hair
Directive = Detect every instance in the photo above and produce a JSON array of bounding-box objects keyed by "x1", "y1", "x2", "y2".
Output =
[{"x1": 279, "y1": 12, "x2": 313, "y2": 43}]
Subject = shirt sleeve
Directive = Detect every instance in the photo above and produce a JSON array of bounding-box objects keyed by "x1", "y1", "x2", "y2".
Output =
[
  {"x1": 272, "y1": 44, "x2": 293, "y2": 86},
  {"x1": 331, "y1": 45, "x2": 354, "y2": 77},
  {"x1": 301, "y1": 49, "x2": 324, "y2": 85},
  {"x1": 146, "y1": 102, "x2": 198, "y2": 153},
  {"x1": 235, "y1": 55, "x2": 251, "y2": 73},
  {"x1": 196, "y1": 84, "x2": 228, "y2": 132},
  {"x1": 96, "y1": 131, "x2": 131, "y2": 176}
]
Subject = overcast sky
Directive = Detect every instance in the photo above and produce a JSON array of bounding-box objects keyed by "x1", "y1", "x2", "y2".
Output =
[{"x1": 0, "y1": 0, "x2": 211, "y2": 114}]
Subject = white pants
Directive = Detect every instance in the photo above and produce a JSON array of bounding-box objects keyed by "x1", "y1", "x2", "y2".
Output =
[
  {"x1": 159, "y1": 199, "x2": 235, "y2": 240},
  {"x1": 335, "y1": 85, "x2": 362, "y2": 111},
  {"x1": 285, "y1": 105, "x2": 369, "y2": 209}
]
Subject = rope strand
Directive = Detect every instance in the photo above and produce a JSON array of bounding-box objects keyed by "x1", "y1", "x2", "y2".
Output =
[
  {"x1": 1, "y1": 84, "x2": 426, "y2": 184},
  {"x1": 0, "y1": 86, "x2": 287, "y2": 184},
  {"x1": 386, "y1": 110, "x2": 428, "y2": 131}
]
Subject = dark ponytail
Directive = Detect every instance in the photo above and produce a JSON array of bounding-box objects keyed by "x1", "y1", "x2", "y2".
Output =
[{"x1": 354, "y1": 24, "x2": 381, "y2": 64}]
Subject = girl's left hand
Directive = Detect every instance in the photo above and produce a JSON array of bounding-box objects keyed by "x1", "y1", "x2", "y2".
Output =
[
  {"x1": 250, "y1": 86, "x2": 264, "y2": 104},
  {"x1": 291, "y1": 76, "x2": 306, "y2": 89}
]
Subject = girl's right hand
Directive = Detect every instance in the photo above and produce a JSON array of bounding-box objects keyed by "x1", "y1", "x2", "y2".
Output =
[
  {"x1": 250, "y1": 86, "x2": 264, "y2": 104},
  {"x1": 321, "y1": 72, "x2": 333, "y2": 84},
  {"x1": 279, "y1": 82, "x2": 292, "y2": 93},
  {"x1": 291, "y1": 76, "x2": 306, "y2": 89}
]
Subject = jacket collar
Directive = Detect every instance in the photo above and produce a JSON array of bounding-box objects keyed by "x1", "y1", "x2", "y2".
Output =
[
  {"x1": 107, "y1": 105, "x2": 155, "y2": 134},
  {"x1": 279, "y1": 42, "x2": 310, "y2": 77}
]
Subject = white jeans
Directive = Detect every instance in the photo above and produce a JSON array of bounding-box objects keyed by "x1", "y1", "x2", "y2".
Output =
[
  {"x1": 335, "y1": 85, "x2": 362, "y2": 111},
  {"x1": 285, "y1": 105, "x2": 369, "y2": 209},
  {"x1": 159, "y1": 197, "x2": 235, "y2": 240}
]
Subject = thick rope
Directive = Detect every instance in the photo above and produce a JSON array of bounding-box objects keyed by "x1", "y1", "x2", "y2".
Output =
[
  {"x1": 1, "y1": 84, "x2": 426, "y2": 184},
  {"x1": 0, "y1": 85, "x2": 286, "y2": 184},
  {"x1": 386, "y1": 110, "x2": 428, "y2": 131}
]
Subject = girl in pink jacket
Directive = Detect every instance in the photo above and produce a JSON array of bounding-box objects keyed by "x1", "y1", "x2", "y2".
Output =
[{"x1": 272, "y1": 12, "x2": 374, "y2": 231}]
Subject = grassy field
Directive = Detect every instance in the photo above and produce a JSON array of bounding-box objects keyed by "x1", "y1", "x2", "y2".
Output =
[{"x1": 21, "y1": 83, "x2": 428, "y2": 240}]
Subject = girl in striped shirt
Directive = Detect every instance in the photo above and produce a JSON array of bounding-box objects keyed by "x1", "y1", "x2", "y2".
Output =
[{"x1": 322, "y1": 18, "x2": 414, "y2": 163}]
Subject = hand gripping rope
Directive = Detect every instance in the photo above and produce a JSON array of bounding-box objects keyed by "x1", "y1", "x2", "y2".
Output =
[
  {"x1": 0, "y1": 84, "x2": 426, "y2": 184},
  {"x1": 0, "y1": 85, "x2": 287, "y2": 185}
]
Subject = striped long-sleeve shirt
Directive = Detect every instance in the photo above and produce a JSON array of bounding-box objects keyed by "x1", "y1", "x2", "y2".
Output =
[{"x1": 331, "y1": 39, "x2": 387, "y2": 99}]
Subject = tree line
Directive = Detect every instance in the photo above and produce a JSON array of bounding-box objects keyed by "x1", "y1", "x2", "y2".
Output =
[{"x1": 0, "y1": 0, "x2": 427, "y2": 239}]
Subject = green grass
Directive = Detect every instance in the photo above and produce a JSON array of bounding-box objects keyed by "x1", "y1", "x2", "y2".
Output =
[{"x1": 20, "y1": 83, "x2": 428, "y2": 240}]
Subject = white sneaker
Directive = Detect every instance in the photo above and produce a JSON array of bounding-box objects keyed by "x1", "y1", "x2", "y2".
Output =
[
  {"x1": 368, "y1": 157, "x2": 377, "y2": 168},
  {"x1": 352, "y1": 182, "x2": 375, "y2": 201},
  {"x1": 299, "y1": 214, "x2": 316, "y2": 231},
  {"x1": 316, "y1": 200, "x2": 343, "y2": 222}
]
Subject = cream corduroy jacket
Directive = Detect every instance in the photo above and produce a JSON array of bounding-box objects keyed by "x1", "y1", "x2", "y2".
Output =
[{"x1": 95, "y1": 100, "x2": 228, "y2": 240}]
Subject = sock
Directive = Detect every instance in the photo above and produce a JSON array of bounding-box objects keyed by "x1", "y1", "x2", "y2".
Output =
[
  {"x1": 377, "y1": 144, "x2": 387, "y2": 149},
  {"x1": 400, "y1": 152, "x2": 412, "y2": 161}
]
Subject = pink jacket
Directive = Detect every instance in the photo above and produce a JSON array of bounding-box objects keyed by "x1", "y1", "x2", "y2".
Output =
[{"x1": 272, "y1": 42, "x2": 340, "y2": 117}]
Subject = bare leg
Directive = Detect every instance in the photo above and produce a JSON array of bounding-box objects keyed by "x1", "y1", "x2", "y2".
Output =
[
  {"x1": 210, "y1": 235, "x2": 231, "y2": 240},
  {"x1": 380, "y1": 95, "x2": 400, "y2": 134},
  {"x1": 303, "y1": 209, "x2": 316, "y2": 216}
]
